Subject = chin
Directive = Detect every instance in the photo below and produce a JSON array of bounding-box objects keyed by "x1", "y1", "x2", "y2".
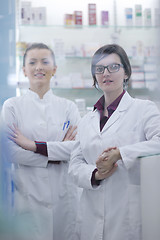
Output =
[{"x1": 102, "y1": 87, "x2": 114, "y2": 92}]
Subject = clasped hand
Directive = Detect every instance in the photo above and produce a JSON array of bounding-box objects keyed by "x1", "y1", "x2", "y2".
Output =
[{"x1": 95, "y1": 147, "x2": 121, "y2": 180}]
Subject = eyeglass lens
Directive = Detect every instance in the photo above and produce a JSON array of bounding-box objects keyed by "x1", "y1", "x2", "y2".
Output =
[{"x1": 95, "y1": 64, "x2": 121, "y2": 74}]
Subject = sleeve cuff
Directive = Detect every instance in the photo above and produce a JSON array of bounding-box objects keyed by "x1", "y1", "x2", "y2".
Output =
[
  {"x1": 91, "y1": 168, "x2": 101, "y2": 186},
  {"x1": 35, "y1": 141, "x2": 48, "y2": 156}
]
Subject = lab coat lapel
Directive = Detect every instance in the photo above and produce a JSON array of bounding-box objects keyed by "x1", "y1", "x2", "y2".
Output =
[
  {"x1": 102, "y1": 110, "x2": 121, "y2": 132},
  {"x1": 89, "y1": 92, "x2": 133, "y2": 134},
  {"x1": 90, "y1": 110, "x2": 101, "y2": 134},
  {"x1": 101, "y1": 91, "x2": 134, "y2": 133}
]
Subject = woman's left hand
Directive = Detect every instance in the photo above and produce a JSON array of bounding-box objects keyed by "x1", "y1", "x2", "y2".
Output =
[
  {"x1": 96, "y1": 148, "x2": 121, "y2": 174},
  {"x1": 63, "y1": 126, "x2": 77, "y2": 141},
  {"x1": 8, "y1": 124, "x2": 36, "y2": 152}
]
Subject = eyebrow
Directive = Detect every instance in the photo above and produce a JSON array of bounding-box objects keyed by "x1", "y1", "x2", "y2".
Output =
[
  {"x1": 29, "y1": 58, "x2": 50, "y2": 61},
  {"x1": 96, "y1": 62, "x2": 121, "y2": 66}
]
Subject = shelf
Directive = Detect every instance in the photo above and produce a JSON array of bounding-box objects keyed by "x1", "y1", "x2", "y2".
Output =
[
  {"x1": 19, "y1": 24, "x2": 160, "y2": 29},
  {"x1": 65, "y1": 56, "x2": 92, "y2": 59}
]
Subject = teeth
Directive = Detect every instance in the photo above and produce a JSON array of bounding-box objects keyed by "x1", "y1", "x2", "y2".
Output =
[
  {"x1": 35, "y1": 73, "x2": 44, "y2": 76},
  {"x1": 103, "y1": 80, "x2": 112, "y2": 83}
]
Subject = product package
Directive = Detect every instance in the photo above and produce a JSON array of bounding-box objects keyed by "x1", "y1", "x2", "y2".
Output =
[
  {"x1": 64, "y1": 14, "x2": 74, "y2": 26},
  {"x1": 88, "y1": 3, "x2": 96, "y2": 25},
  {"x1": 74, "y1": 11, "x2": 83, "y2": 26},
  {"x1": 144, "y1": 8, "x2": 152, "y2": 26},
  {"x1": 20, "y1": 1, "x2": 31, "y2": 25},
  {"x1": 125, "y1": 8, "x2": 133, "y2": 26},
  {"x1": 135, "y1": 4, "x2": 142, "y2": 26},
  {"x1": 101, "y1": 11, "x2": 109, "y2": 26},
  {"x1": 30, "y1": 7, "x2": 46, "y2": 25},
  {"x1": 155, "y1": 8, "x2": 160, "y2": 26}
]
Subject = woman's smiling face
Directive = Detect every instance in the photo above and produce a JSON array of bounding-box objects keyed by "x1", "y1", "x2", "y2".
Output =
[{"x1": 23, "y1": 48, "x2": 57, "y2": 89}]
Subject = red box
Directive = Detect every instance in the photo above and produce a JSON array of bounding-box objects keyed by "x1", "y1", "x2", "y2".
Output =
[{"x1": 74, "y1": 11, "x2": 83, "y2": 25}]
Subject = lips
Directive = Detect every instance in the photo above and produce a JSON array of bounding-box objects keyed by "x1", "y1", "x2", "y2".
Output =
[
  {"x1": 103, "y1": 79, "x2": 113, "y2": 83},
  {"x1": 34, "y1": 73, "x2": 45, "y2": 77}
]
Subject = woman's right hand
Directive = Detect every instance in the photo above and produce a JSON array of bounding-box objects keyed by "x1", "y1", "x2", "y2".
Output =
[
  {"x1": 63, "y1": 126, "x2": 77, "y2": 141},
  {"x1": 95, "y1": 164, "x2": 118, "y2": 180},
  {"x1": 8, "y1": 124, "x2": 36, "y2": 152},
  {"x1": 95, "y1": 147, "x2": 120, "y2": 180}
]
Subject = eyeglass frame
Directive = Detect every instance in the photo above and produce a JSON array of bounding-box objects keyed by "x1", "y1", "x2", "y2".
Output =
[{"x1": 94, "y1": 63, "x2": 124, "y2": 74}]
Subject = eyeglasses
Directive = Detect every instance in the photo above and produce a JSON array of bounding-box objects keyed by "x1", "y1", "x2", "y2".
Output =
[{"x1": 94, "y1": 63, "x2": 124, "y2": 74}]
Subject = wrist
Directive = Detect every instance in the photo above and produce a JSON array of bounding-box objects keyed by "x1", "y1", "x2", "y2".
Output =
[
  {"x1": 95, "y1": 170, "x2": 100, "y2": 180},
  {"x1": 95, "y1": 170, "x2": 104, "y2": 181},
  {"x1": 116, "y1": 149, "x2": 121, "y2": 161},
  {"x1": 30, "y1": 141, "x2": 36, "y2": 152},
  {"x1": 111, "y1": 148, "x2": 121, "y2": 164}
]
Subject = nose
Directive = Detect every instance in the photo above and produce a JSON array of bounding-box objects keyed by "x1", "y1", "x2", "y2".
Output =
[
  {"x1": 35, "y1": 62, "x2": 43, "y2": 71},
  {"x1": 103, "y1": 67, "x2": 110, "y2": 76}
]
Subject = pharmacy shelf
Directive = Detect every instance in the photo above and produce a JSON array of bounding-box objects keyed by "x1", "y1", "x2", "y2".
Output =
[
  {"x1": 19, "y1": 24, "x2": 160, "y2": 29},
  {"x1": 16, "y1": 23, "x2": 159, "y2": 103}
]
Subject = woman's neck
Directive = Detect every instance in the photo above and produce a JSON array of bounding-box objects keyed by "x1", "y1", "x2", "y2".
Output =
[
  {"x1": 30, "y1": 85, "x2": 50, "y2": 99},
  {"x1": 104, "y1": 89, "x2": 123, "y2": 108}
]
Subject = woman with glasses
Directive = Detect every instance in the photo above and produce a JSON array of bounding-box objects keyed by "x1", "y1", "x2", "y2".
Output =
[{"x1": 69, "y1": 44, "x2": 160, "y2": 240}]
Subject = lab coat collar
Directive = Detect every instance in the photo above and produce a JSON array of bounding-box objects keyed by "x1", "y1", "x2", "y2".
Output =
[
  {"x1": 26, "y1": 89, "x2": 53, "y2": 101},
  {"x1": 91, "y1": 92, "x2": 133, "y2": 115},
  {"x1": 90, "y1": 91, "x2": 134, "y2": 133},
  {"x1": 116, "y1": 91, "x2": 134, "y2": 112}
]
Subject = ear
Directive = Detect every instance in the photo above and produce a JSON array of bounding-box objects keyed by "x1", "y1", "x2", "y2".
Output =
[
  {"x1": 52, "y1": 65, "x2": 57, "y2": 76},
  {"x1": 124, "y1": 73, "x2": 128, "y2": 81},
  {"x1": 23, "y1": 66, "x2": 27, "y2": 77}
]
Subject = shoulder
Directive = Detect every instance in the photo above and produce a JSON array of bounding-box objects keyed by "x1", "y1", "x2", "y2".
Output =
[
  {"x1": 131, "y1": 97, "x2": 160, "y2": 117},
  {"x1": 134, "y1": 97, "x2": 158, "y2": 108},
  {"x1": 2, "y1": 96, "x2": 22, "y2": 109},
  {"x1": 1, "y1": 96, "x2": 23, "y2": 122},
  {"x1": 124, "y1": 92, "x2": 158, "y2": 109}
]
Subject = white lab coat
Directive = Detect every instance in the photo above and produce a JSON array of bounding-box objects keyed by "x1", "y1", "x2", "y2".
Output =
[
  {"x1": 1, "y1": 89, "x2": 81, "y2": 240},
  {"x1": 69, "y1": 91, "x2": 160, "y2": 240}
]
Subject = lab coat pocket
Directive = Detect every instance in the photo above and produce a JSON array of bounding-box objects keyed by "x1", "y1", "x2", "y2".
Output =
[{"x1": 128, "y1": 185, "x2": 141, "y2": 239}]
